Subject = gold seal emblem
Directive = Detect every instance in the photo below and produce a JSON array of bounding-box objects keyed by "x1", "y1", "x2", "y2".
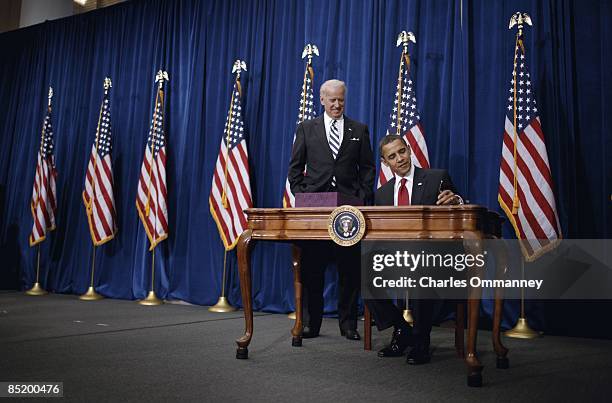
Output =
[{"x1": 328, "y1": 205, "x2": 366, "y2": 246}]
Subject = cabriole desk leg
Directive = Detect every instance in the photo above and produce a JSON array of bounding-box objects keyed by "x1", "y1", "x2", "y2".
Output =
[
  {"x1": 236, "y1": 230, "x2": 253, "y2": 359},
  {"x1": 464, "y1": 235, "x2": 484, "y2": 387}
]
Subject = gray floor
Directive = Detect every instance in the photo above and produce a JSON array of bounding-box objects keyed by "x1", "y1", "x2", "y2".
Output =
[{"x1": 1, "y1": 291, "x2": 611, "y2": 402}]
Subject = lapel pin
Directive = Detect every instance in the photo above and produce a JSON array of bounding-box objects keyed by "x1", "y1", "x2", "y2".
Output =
[{"x1": 417, "y1": 182, "x2": 423, "y2": 186}]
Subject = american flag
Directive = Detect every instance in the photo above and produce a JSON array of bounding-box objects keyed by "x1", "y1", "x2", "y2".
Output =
[
  {"x1": 498, "y1": 33, "x2": 561, "y2": 261},
  {"x1": 378, "y1": 52, "x2": 430, "y2": 187},
  {"x1": 82, "y1": 84, "x2": 117, "y2": 245},
  {"x1": 29, "y1": 91, "x2": 58, "y2": 247},
  {"x1": 136, "y1": 78, "x2": 168, "y2": 250},
  {"x1": 209, "y1": 77, "x2": 253, "y2": 250},
  {"x1": 283, "y1": 62, "x2": 316, "y2": 207}
]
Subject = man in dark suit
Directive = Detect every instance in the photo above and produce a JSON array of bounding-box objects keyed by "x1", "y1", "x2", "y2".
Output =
[
  {"x1": 366, "y1": 134, "x2": 463, "y2": 364},
  {"x1": 288, "y1": 79, "x2": 375, "y2": 340}
]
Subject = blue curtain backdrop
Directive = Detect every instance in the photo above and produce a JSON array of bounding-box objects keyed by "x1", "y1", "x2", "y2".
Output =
[{"x1": 0, "y1": 0, "x2": 610, "y2": 330}]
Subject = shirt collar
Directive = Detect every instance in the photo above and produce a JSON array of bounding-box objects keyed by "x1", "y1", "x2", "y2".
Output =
[
  {"x1": 394, "y1": 164, "x2": 415, "y2": 188},
  {"x1": 324, "y1": 112, "x2": 344, "y2": 125}
]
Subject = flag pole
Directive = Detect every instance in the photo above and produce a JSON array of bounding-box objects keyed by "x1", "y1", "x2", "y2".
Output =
[
  {"x1": 209, "y1": 249, "x2": 236, "y2": 312},
  {"x1": 139, "y1": 71, "x2": 167, "y2": 307},
  {"x1": 81, "y1": 79, "x2": 111, "y2": 301},
  {"x1": 27, "y1": 89, "x2": 53, "y2": 297},
  {"x1": 503, "y1": 12, "x2": 539, "y2": 338},
  {"x1": 288, "y1": 44, "x2": 319, "y2": 320},
  {"x1": 504, "y1": 257, "x2": 539, "y2": 338},
  {"x1": 140, "y1": 244, "x2": 162, "y2": 306},
  {"x1": 26, "y1": 245, "x2": 47, "y2": 295},
  {"x1": 211, "y1": 62, "x2": 248, "y2": 313},
  {"x1": 80, "y1": 245, "x2": 103, "y2": 300},
  {"x1": 394, "y1": 32, "x2": 417, "y2": 323}
]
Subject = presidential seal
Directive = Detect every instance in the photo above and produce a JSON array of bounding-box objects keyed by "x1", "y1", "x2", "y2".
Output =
[{"x1": 328, "y1": 205, "x2": 366, "y2": 246}]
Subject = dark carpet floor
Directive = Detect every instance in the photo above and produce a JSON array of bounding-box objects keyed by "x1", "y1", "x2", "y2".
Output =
[{"x1": 1, "y1": 291, "x2": 611, "y2": 402}]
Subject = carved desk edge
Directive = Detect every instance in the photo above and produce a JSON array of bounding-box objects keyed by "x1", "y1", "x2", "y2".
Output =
[{"x1": 242, "y1": 205, "x2": 501, "y2": 241}]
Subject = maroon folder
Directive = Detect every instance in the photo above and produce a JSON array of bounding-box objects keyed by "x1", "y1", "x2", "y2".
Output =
[{"x1": 294, "y1": 192, "x2": 363, "y2": 207}]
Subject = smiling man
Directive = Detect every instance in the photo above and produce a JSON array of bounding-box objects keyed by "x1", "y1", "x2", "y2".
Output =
[
  {"x1": 288, "y1": 79, "x2": 375, "y2": 341},
  {"x1": 366, "y1": 134, "x2": 462, "y2": 365}
]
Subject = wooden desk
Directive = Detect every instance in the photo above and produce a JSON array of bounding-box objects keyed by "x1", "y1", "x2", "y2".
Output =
[{"x1": 235, "y1": 205, "x2": 508, "y2": 387}]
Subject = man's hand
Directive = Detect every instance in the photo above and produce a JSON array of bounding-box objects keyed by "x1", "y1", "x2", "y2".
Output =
[{"x1": 436, "y1": 190, "x2": 462, "y2": 205}]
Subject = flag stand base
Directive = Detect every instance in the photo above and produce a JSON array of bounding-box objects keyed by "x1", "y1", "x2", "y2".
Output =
[
  {"x1": 79, "y1": 287, "x2": 104, "y2": 301},
  {"x1": 209, "y1": 297, "x2": 236, "y2": 312},
  {"x1": 504, "y1": 317, "x2": 540, "y2": 339},
  {"x1": 402, "y1": 309, "x2": 414, "y2": 326},
  {"x1": 139, "y1": 291, "x2": 163, "y2": 306},
  {"x1": 26, "y1": 283, "x2": 47, "y2": 296}
]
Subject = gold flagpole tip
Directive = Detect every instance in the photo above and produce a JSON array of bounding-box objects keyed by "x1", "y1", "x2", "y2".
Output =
[
  {"x1": 509, "y1": 12, "x2": 533, "y2": 31},
  {"x1": 301, "y1": 44, "x2": 320, "y2": 60},
  {"x1": 396, "y1": 31, "x2": 416, "y2": 49},
  {"x1": 155, "y1": 70, "x2": 169, "y2": 87},
  {"x1": 79, "y1": 286, "x2": 104, "y2": 301},
  {"x1": 208, "y1": 296, "x2": 237, "y2": 312},
  {"x1": 26, "y1": 282, "x2": 47, "y2": 296},
  {"x1": 232, "y1": 60, "x2": 247, "y2": 77},
  {"x1": 103, "y1": 77, "x2": 112, "y2": 91}
]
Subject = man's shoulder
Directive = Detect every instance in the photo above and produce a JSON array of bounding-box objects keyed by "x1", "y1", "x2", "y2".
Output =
[
  {"x1": 417, "y1": 167, "x2": 448, "y2": 178},
  {"x1": 344, "y1": 115, "x2": 367, "y2": 130},
  {"x1": 377, "y1": 178, "x2": 395, "y2": 192},
  {"x1": 297, "y1": 115, "x2": 323, "y2": 130}
]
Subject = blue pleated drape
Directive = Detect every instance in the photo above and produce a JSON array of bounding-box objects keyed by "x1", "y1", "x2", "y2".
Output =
[{"x1": 0, "y1": 0, "x2": 610, "y2": 330}]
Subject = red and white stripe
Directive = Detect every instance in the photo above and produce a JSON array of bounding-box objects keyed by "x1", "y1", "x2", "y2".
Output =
[
  {"x1": 29, "y1": 152, "x2": 57, "y2": 246},
  {"x1": 283, "y1": 63, "x2": 315, "y2": 207},
  {"x1": 136, "y1": 144, "x2": 168, "y2": 250},
  {"x1": 499, "y1": 116, "x2": 561, "y2": 260},
  {"x1": 83, "y1": 145, "x2": 116, "y2": 245},
  {"x1": 283, "y1": 167, "x2": 295, "y2": 207},
  {"x1": 136, "y1": 86, "x2": 168, "y2": 251},
  {"x1": 209, "y1": 140, "x2": 252, "y2": 251}
]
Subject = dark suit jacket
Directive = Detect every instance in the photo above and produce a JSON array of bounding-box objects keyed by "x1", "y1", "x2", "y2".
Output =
[
  {"x1": 288, "y1": 115, "x2": 375, "y2": 204},
  {"x1": 371, "y1": 167, "x2": 461, "y2": 336},
  {"x1": 375, "y1": 167, "x2": 459, "y2": 207}
]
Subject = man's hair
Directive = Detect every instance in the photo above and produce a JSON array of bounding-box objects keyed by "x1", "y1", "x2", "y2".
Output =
[
  {"x1": 320, "y1": 79, "x2": 346, "y2": 96},
  {"x1": 378, "y1": 134, "x2": 408, "y2": 157}
]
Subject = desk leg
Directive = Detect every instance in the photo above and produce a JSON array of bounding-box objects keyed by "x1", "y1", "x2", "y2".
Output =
[
  {"x1": 465, "y1": 236, "x2": 484, "y2": 387},
  {"x1": 466, "y1": 298, "x2": 483, "y2": 386},
  {"x1": 236, "y1": 230, "x2": 253, "y2": 359},
  {"x1": 492, "y1": 241, "x2": 509, "y2": 369},
  {"x1": 291, "y1": 245, "x2": 303, "y2": 347}
]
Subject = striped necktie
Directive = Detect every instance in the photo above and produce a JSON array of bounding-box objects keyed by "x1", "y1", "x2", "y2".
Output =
[
  {"x1": 329, "y1": 120, "x2": 340, "y2": 187},
  {"x1": 329, "y1": 120, "x2": 340, "y2": 159}
]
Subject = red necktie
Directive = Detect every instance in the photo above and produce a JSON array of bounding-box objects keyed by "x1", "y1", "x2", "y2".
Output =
[{"x1": 398, "y1": 178, "x2": 410, "y2": 206}]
